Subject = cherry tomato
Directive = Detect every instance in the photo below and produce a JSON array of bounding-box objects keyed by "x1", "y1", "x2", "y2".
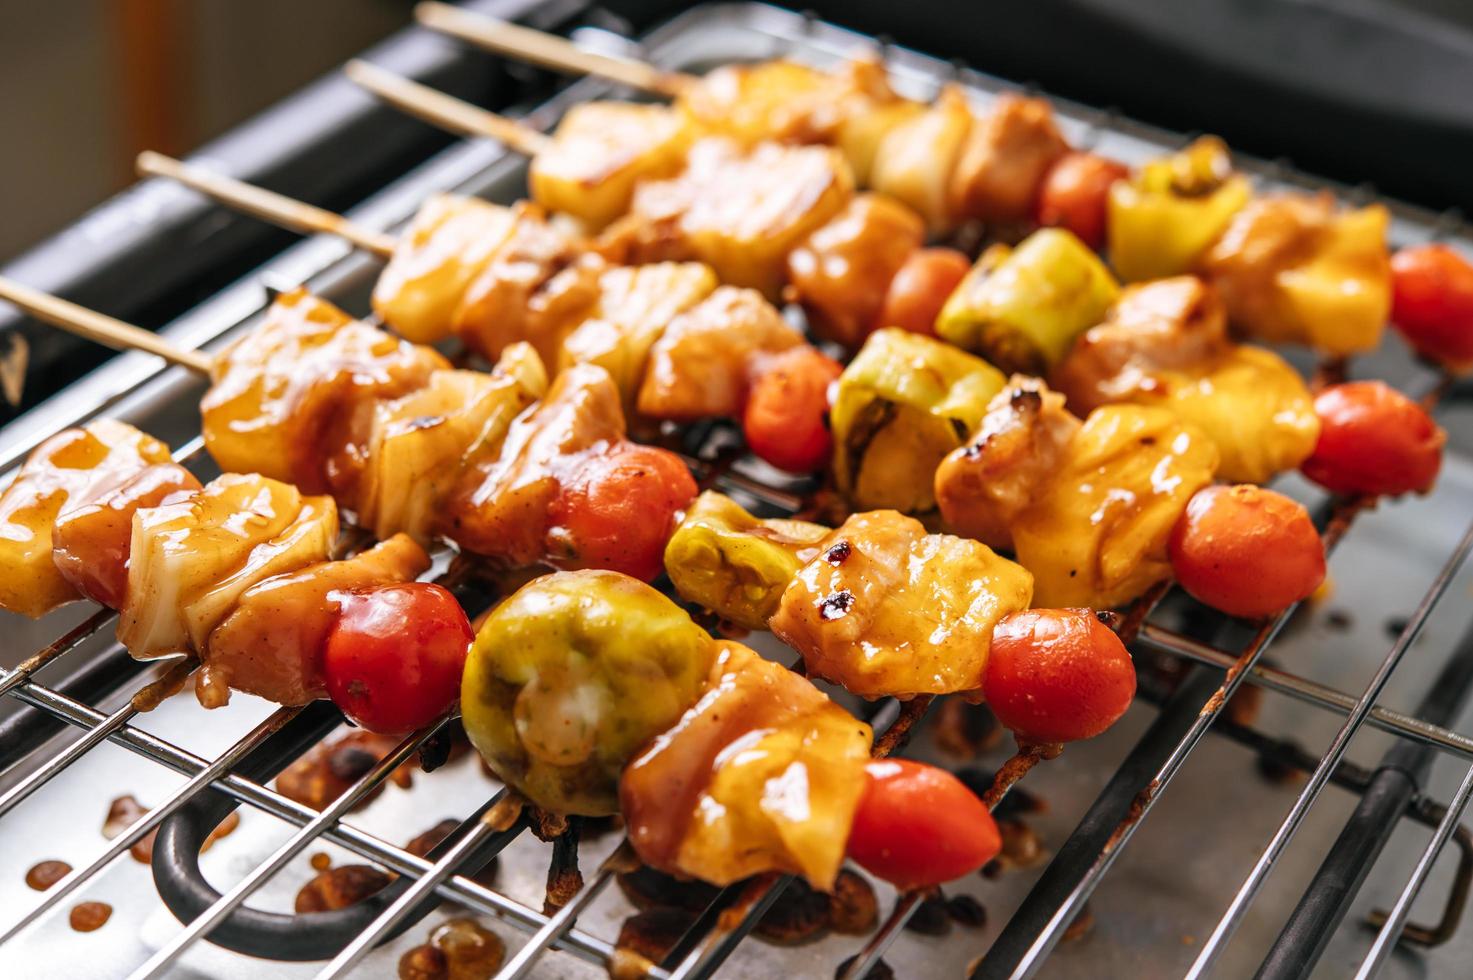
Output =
[
  {"x1": 874, "y1": 248, "x2": 971, "y2": 337},
  {"x1": 324, "y1": 583, "x2": 473, "y2": 735},
  {"x1": 1390, "y1": 244, "x2": 1473, "y2": 369},
  {"x1": 1301, "y1": 381, "x2": 1445, "y2": 497},
  {"x1": 549, "y1": 442, "x2": 697, "y2": 581},
  {"x1": 846, "y1": 759, "x2": 1001, "y2": 891},
  {"x1": 743, "y1": 346, "x2": 843, "y2": 473},
  {"x1": 984, "y1": 609, "x2": 1135, "y2": 744},
  {"x1": 1034, "y1": 152, "x2": 1130, "y2": 251},
  {"x1": 1169, "y1": 485, "x2": 1325, "y2": 619}
]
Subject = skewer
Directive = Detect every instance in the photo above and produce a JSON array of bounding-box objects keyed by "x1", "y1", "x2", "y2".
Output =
[
  {"x1": 136, "y1": 151, "x2": 397, "y2": 258},
  {"x1": 414, "y1": 1, "x2": 694, "y2": 97},
  {"x1": 0, "y1": 275, "x2": 212, "y2": 374},
  {"x1": 344, "y1": 59, "x2": 553, "y2": 155}
]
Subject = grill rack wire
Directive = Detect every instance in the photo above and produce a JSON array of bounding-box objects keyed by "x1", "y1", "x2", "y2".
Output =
[{"x1": 1, "y1": 4, "x2": 1472, "y2": 978}]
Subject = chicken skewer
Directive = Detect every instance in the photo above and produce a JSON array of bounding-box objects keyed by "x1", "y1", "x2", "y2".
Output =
[{"x1": 0, "y1": 277, "x2": 699, "y2": 591}]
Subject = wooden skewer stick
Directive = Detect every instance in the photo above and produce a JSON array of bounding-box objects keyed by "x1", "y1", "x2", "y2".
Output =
[
  {"x1": 344, "y1": 60, "x2": 553, "y2": 156},
  {"x1": 136, "y1": 151, "x2": 398, "y2": 259},
  {"x1": 415, "y1": 1, "x2": 696, "y2": 98},
  {"x1": 0, "y1": 276, "x2": 212, "y2": 375}
]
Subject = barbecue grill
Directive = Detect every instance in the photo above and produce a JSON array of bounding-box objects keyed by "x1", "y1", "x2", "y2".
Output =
[{"x1": 2, "y1": 3, "x2": 1472, "y2": 978}]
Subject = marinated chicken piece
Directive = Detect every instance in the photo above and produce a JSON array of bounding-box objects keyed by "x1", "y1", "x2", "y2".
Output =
[
  {"x1": 622, "y1": 641, "x2": 871, "y2": 890},
  {"x1": 831, "y1": 328, "x2": 1005, "y2": 513},
  {"x1": 1108, "y1": 136, "x2": 1252, "y2": 282},
  {"x1": 372, "y1": 195, "x2": 520, "y2": 343},
  {"x1": 785, "y1": 193, "x2": 926, "y2": 347},
  {"x1": 202, "y1": 290, "x2": 447, "y2": 499},
  {"x1": 529, "y1": 102, "x2": 691, "y2": 231},
  {"x1": 1010, "y1": 405, "x2": 1219, "y2": 608},
  {"x1": 1200, "y1": 193, "x2": 1392, "y2": 356},
  {"x1": 601, "y1": 139, "x2": 854, "y2": 298},
  {"x1": 52, "y1": 463, "x2": 203, "y2": 609},
  {"x1": 117, "y1": 474, "x2": 336, "y2": 662},
  {"x1": 938, "y1": 228, "x2": 1120, "y2": 375},
  {"x1": 771, "y1": 510, "x2": 1033, "y2": 699},
  {"x1": 558, "y1": 262, "x2": 718, "y2": 404},
  {"x1": 205, "y1": 535, "x2": 430, "y2": 706},
  {"x1": 0, "y1": 421, "x2": 174, "y2": 617},
  {"x1": 461, "y1": 570, "x2": 716, "y2": 815},
  {"x1": 636, "y1": 286, "x2": 804, "y2": 420},
  {"x1": 356, "y1": 345, "x2": 547, "y2": 544},
  {"x1": 663, "y1": 491, "x2": 830, "y2": 630},
  {"x1": 1053, "y1": 277, "x2": 1319, "y2": 483},
  {"x1": 935, "y1": 376, "x2": 1082, "y2": 551},
  {"x1": 451, "y1": 204, "x2": 602, "y2": 364},
  {"x1": 949, "y1": 94, "x2": 1068, "y2": 225},
  {"x1": 677, "y1": 56, "x2": 902, "y2": 149},
  {"x1": 871, "y1": 84, "x2": 974, "y2": 232},
  {"x1": 447, "y1": 364, "x2": 624, "y2": 566}
]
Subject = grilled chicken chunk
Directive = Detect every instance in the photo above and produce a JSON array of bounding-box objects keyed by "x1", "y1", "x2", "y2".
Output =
[
  {"x1": 934, "y1": 376, "x2": 1081, "y2": 551},
  {"x1": 949, "y1": 93, "x2": 1068, "y2": 225},
  {"x1": 0, "y1": 421, "x2": 175, "y2": 618},
  {"x1": 448, "y1": 364, "x2": 624, "y2": 566},
  {"x1": 1053, "y1": 276, "x2": 1319, "y2": 483},
  {"x1": 529, "y1": 102, "x2": 691, "y2": 231},
  {"x1": 356, "y1": 345, "x2": 547, "y2": 544},
  {"x1": 622, "y1": 641, "x2": 871, "y2": 891},
  {"x1": 785, "y1": 193, "x2": 926, "y2": 348},
  {"x1": 871, "y1": 84, "x2": 974, "y2": 232},
  {"x1": 601, "y1": 139, "x2": 854, "y2": 298},
  {"x1": 636, "y1": 286, "x2": 804, "y2": 421},
  {"x1": 770, "y1": 510, "x2": 1034, "y2": 699},
  {"x1": 204, "y1": 534, "x2": 430, "y2": 707},
  {"x1": 117, "y1": 474, "x2": 337, "y2": 662},
  {"x1": 202, "y1": 290, "x2": 447, "y2": 500}
]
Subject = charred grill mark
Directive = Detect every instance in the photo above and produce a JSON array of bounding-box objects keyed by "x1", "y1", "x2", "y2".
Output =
[
  {"x1": 818, "y1": 590, "x2": 855, "y2": 621},
  {"x1": 823, "y1": 540, "x2": 851, "y2": 565}
]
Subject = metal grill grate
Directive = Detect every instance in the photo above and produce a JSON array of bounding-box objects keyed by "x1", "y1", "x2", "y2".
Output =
[{"x1": 1, "y1": 5, "x2": 1472, "y2": 978}]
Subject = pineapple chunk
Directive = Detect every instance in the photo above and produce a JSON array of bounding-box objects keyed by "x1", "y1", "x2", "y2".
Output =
[
  {"x1": 530, "y1": 102, "x2": 691, "y2": 231},
  {"x1": 871, "y1": 84, "x2": 974, "y2": 232}
]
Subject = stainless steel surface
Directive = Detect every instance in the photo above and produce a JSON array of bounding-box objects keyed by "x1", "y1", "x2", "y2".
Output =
[{"x1": 0, "y1": 4, "x2": 1470, "y2": 979}]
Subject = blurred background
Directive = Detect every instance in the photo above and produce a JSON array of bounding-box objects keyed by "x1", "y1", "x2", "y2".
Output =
[{"x1": 0, "y1": 0, "x2": 410, "y2": 264}]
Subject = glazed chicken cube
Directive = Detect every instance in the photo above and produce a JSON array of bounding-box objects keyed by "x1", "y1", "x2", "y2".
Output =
[
  {"x1": 636, "y1": 286, "x2": 804, "y2": 420},
  {"x1": 0, "y1": 420, "x2": 174, "y2": 618},
  {"x1": 622, "y1": 641, "x2": 871, "y2": 891},
  {"x1": 204, "y1": 534, "x2": 430, "y2": 707},
  {"x1": 530, "y1": 102, "x2": 691, "y2": 231},
  {"x1": 202, "y1": 289, "x2": 447, "y2": 500},
  {"x1": 770, "y1": 510, "x2": 1034, "y2": 699},
  {"x1": 949, "y1": 93, "x2": 1068, "y2": 225}
]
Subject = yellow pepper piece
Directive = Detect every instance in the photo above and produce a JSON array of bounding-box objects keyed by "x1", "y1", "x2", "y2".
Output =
[
  {"x1": 1107, "y1": 136, "x2": 1252, "y2": 282},
  {"x1": 663, "y1": 491, "x2": 830, "y2": 630},
  {"x1": 831, "y1": 328, "x2": 1006, "y2": 512},
  {"x1": 937, "y1": 228, "x2": 1120, "y2": 375}
]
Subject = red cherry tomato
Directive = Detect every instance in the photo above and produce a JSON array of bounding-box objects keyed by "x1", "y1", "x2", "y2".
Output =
[
  {"x1": 1390, "y1": 244, "x2": 1473, "y2": 369},
  {"x1": 846, "y1": 759, "x2": 1001, "y2": 891},
  {"x1": 874, "y1": 248, "x2": 972, "y2": 337},
  {"x1": 549, "y1": 442, "x2": 697, "y2": 581},
  {"x1": 1034, "y1": 152, "x2": 1130, "y2": 251},
  {"x1": 324, "y1": 583, "x2": 473, "y2": 735},
  {"x1": 1169, "y1": 485, "x2": 1326, "y2": 619},
  {"x1": 984, "y1": 609, "x2": 1135, "y2": 744},
  {"x1": 743, "y1": 346, "x2": 843, "y2": 473},
  {"x1": 1301, "y1": 381, "x2": 1445, "y2": 497}
]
